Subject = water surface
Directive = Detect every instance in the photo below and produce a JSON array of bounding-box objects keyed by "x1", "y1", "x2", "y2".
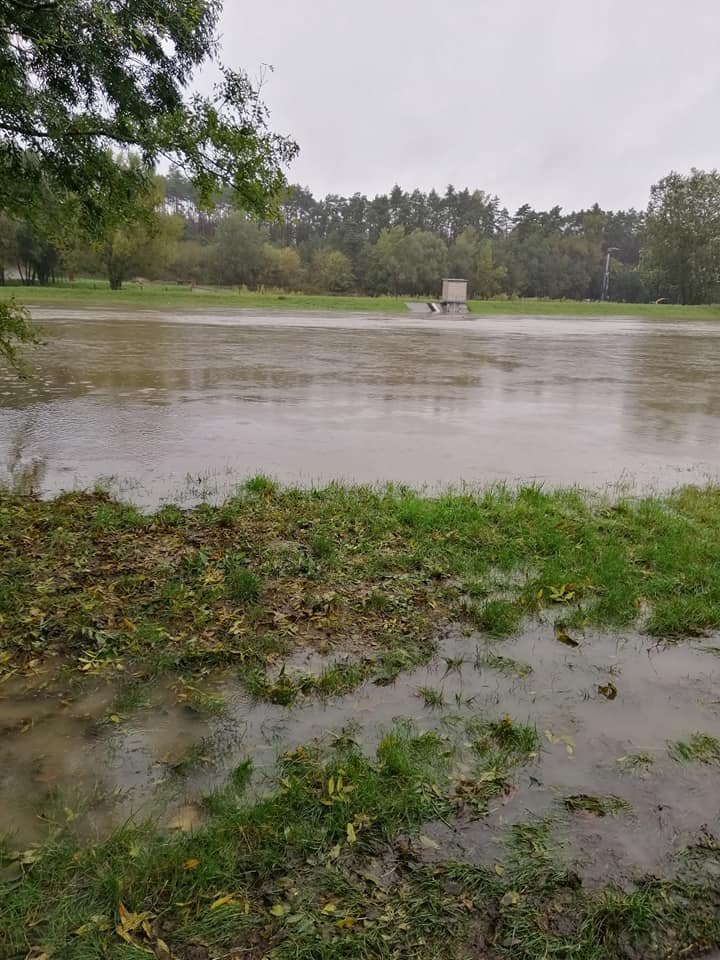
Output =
[{"x1": 2, "y1": 307, "x2": 719, "y2": 503}]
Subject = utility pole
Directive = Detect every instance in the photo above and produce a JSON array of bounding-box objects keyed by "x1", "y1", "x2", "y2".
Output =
[{"x1": 600, "y1": 247, "x2": 619, "y2": 301}]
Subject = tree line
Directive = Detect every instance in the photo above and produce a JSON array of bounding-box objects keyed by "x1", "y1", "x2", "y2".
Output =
[{"x1": 4, "y1": 169, "x2": 720, "y2": 305}]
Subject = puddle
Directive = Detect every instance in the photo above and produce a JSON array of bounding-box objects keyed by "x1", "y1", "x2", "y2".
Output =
[{"x1": 2, "y1": 626, "x2": 719, "y2": 885}]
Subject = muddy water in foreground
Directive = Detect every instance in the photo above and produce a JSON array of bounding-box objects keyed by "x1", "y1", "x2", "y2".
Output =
[
  {"x1": 2, "y1": 628, "x2": 719, "y2": 883},
  {"x1": 2, "y1": 308, "x2": 720, "y2": 503}
]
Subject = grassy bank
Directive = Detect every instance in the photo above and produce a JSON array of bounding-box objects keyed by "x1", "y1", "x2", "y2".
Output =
[
  {"x1": 2, "y1": 281, "x2": 719, "y2": 319},
  {"x1": 4, "y1": 482, "x2": 720, "y2": 958},
  {"x1": 0, "y1": 282, "x2": 410, "y2": 315},
  {"x1": 3, "y1": 480, "x2": 720, "y2": 695}
]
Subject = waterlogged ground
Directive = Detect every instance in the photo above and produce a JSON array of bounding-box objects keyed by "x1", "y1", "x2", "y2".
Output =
[
  {"x1": 3, "y1": 481, "x2": 720, "y2": 955},
  {"x1": 3, "y1": 307, "x2": 720, "y2": 501},
  {"x1": 3, "y1": 626, "x2": 720, "y2": 872},
  {"x1": 3, "y1": 626, "x2": 720, "y2": 958}
]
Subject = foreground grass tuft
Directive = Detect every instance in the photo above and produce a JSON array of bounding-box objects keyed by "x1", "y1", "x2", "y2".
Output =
[{"x1": 669, "y1": 732, "x2": 720, "y2": 764}]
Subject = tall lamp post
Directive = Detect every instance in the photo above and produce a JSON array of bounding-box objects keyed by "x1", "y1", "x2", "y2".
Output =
[{"x1": 600, "y1": 247, "x2": 619, "y2": 302}]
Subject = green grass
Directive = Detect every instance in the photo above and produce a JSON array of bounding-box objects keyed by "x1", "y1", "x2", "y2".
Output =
[
  {"x1": 417, "y1": 685, "x2": 446, "y2": 708},
  {"x1": 244, "y1": 660, "x2": 369, "y2": 705},
  {"x1": 562, "y1": 794, "x2": 630, "y2": 817},
  {"x1": 475, "y1": 649, "x2": 533, "y2": 677},
  {"x1": 4, "y1": 719, "x2": 717, "y2": 960},
  {"x1": 616, "y1": 752, "x2": 655, "y2": 774},
  {"x1": 0, "y1": 280, "x2": 411, "y2": 315},
  {"x1": 5, "y1": 482, "x2": 720, "y2": 702},
  {"x1": 467, "y1": 297, "x2": 720, "y2": 320},
  {"x1": 222, "y1": 552, "x2": 260, "y2": 604},
  {"x1": 468, "y1": 598, "x2": 523, "y2": 637},
  {"x1": 669, "y1": 732, "x2": 720, "y2": 764},
  {"x1": 2, "y1": 280, "x2": 720, "y2": 320},
  {"x1": 163, "y1": 738, "x2": 213, "y2": 776}
]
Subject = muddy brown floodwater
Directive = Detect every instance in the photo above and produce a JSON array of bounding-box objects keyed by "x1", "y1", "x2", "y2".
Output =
[
  {"x1": 2, "y1": 625, "x2": 720, "y2": 888},
  {"x1": 2, "y1": 307, "x2": 720, "y2": 503}
]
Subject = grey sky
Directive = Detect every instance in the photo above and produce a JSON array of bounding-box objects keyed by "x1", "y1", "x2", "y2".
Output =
[{"x1": 205, "y1": 0, "x2": 720, "y2": 212}]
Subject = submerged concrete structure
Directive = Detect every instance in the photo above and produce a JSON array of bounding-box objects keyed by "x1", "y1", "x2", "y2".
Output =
[{"x1": 436, "y1": 278, "x2": 468, "y2": 314}]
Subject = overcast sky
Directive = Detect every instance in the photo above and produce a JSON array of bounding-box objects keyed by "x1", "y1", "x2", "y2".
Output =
[{"x1": 202, "y1": 0, "x2": 720, "y2": 213}]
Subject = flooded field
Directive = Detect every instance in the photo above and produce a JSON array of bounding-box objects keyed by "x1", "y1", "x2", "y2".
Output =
[
  {"x1": 2, "y1": 307, "x2": 720, "y2": 502},
  {"x1": 4, "y1": 624, "x2": 719, "y2": 886}
]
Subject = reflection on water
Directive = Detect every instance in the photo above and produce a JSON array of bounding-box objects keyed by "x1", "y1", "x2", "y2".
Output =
[{"x1": 2, "y1": 308, "x2": 720, "y2": 504}]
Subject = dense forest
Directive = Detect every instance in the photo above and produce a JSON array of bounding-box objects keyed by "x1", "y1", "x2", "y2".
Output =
[{"x1": 3, "y1": 167, "x2": 720, "y2": 304}]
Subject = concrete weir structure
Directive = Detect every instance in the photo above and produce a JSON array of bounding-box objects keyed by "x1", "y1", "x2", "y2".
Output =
[
  {"x1": 407, "y1": 278, "x2": 469, "y2": 315},
  {"x1": 440, "y1": 277, "x2": 468, "y2": 313}
]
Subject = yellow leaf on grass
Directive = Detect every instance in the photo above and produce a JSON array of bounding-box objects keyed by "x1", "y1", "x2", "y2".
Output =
[
  {"x1": 183, "y1": 858, "x2": 200, "y2": 871},
  {"x1": 346, "y1": 822, "x2": 357, "y2": 844},
  {"x1": 116, "y1": 901, "x2": 154, "y2": 943},
  {"x1": 18, "y1": 847, "x2": 43, "y2": 865},
  {"x1": 155, "y1": 938, "x2": 172, "y2": 960},
  {"x1": 494, "y1": 864, "x2": 505, "y2": 876},
  {"x1": 270, "y1": 903, "x2": 286, "y2": 918},
  {"x1": 211, "y1": 895, "x2": 234, "y2": 910},
  {"x1": 500, "y1": 890, "x2": 520, "y2": 907},
  {"x1": 321, "y1": 903, "x2": 338, "y2": 914},
  {"x1": 336, "y1": 916, "x2": 356, "y2": 929}
]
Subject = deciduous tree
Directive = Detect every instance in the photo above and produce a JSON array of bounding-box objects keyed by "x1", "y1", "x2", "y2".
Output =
[{"x1": 641, "y1": 169, "x2": 720, "y2": 304}]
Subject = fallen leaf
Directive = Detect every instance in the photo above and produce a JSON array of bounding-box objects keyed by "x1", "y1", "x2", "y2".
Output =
[
  {"x1": 494, "y1": 864, "x2": 505, "y2": 876},
  {"x1": 346, "y1": 822, "x2": 357, "y2": 844},
  {"x1": 270, "y1": 903, "x2": 286, "y2": 918},
  {"x1": 500, "y1": 890, "x2": 521, "y2": 908},
  {"x1": 598, "y1": 682, "x2": 618, "y2": 701},
  {"x1": 183, "y1": 858, "x2": 200, "y2": 871},
  {"x1": 211, "y1": 894, "x2": 234, "y2": 910},
  {"x1": 418, "y1": 834, "x2": 440, "y2": 850},
  {"x1": 74, "y1": 914, "x2": 111, "y2": 937},
  {"x1": 336, "y1": 916, "x2": 356, "y2": 929},
  {"x1": 155, "y1": 938, "x2": 172, "y2": 960},
  {"x1": 18, "y1": 848, "x2": 43, "y2": 865},
  {"x1": 555, "y1": 629, "x2": 579, "y2": 648},
  {"x1": 321, "y1": 903, "x2": 338, "y2": 915},
  {"x1": 549, "y1": 584, "x2": 576, "y2": 604},
  {"x1": 116, "y1": 902, "x2": 154, "y2": 944}
]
